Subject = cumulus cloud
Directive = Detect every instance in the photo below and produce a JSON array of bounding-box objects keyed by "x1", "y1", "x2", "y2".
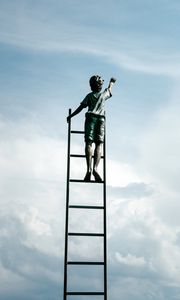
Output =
[
  {"x1": 115, "y1": 253, "x2": 146, "y2": 267},
  {"x1": 108, "y1": 182, "x2": 154, "y2": 199},
  {"x1": 1, "y1": 2, "x2": 180, "y2": 298},
  {"x1": 107, "y1": 192, "x2": 180, "y2": 293},
  {"x1": 0, "y1": 115, "x2": 66, "y2": 298},
  {"x1": 105, "y1": 85, "x2": 180, "y2": 297},
  {"x1": 137, "y1": 83, "x2": 180, "y2": 194},
  {"x1": 1, "y1": 108, "x2": 180, "y2": 299}
]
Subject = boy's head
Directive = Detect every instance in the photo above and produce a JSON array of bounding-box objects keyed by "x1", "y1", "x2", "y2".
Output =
[{"x1": 89, "y1": 75, "x2": 104, "y2": 92}]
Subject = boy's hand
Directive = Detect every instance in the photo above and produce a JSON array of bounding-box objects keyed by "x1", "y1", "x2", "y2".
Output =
[
  {"x1": 67, "y1": 115, "x2": 71, "y2": 123},
  {"x1": 110, "y1": 77, "x2": 116, "y2": 83}
]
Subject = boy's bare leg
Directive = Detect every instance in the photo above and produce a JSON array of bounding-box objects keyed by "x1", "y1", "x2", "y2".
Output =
[
  {"x1": 84, "y1": 142, "x2": 93, "y2": 181},
  {"x1": 93, "y1": 142, "x2": 102, "y2": 182}
]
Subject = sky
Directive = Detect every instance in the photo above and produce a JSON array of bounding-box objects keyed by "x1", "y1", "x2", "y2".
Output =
[{"x1": 0, "y1": 0, "x2": 180, "y2": 299}]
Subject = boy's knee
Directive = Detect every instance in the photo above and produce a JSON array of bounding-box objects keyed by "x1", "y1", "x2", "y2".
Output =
[
  {"x1": 95, "y1": 141, "x2": 102, "y2": 147},
  {"x1": 85, "y1": 140, "x2": 93, "y2": 147}
]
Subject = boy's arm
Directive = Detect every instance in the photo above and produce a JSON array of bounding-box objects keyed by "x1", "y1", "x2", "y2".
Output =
[
  {"x1": 108, "y1": 77, "x2": 116, "y2": 93},
  {"x1": 67, "y1": 103, "x2": 84, "y2": 123}
]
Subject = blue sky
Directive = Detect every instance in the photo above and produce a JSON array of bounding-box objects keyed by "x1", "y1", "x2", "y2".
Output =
[{"x1": 0, "y1": 0, "x2": 180, "y2": 299}]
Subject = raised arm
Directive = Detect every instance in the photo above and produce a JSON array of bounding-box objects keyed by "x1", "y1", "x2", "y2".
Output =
[
  {"x1": 108, "y1": 77, "x2": 116, "y2": 93},
  {"x1": 67, "y1": 103, "x2": 85, "y2": 123}
]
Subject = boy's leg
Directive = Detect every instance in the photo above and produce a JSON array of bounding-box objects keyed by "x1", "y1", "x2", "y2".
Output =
[
  {"x1": 92, "y1": 117, "x2": 104, "y2": 182},
  {"x1": 84, "y1": 113, "x2": 95, "y2": 181},
  {"x1": 93, "y1": 142, "x2": 102, "y2": 182},
  {"x1": 84, "y1": 141, "x2": 93, "y2": 181}
]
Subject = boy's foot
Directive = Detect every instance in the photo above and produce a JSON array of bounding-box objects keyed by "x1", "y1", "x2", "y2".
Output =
[
  {"x1": 84, "y1": 171, "x2": 91, "y2": 181},
  {"x1": 93, "y1": 170, "x2": 102, "y2": 182}
]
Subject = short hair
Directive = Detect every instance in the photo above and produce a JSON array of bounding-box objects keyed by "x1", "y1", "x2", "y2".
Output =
[{"x1": 89, "y1": 75, "x2": 104, "y2": 92}]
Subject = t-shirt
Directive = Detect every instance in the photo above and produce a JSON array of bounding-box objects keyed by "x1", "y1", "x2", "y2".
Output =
[{"x1": 80, "y1": 88, "x2": 112, "y2": 116}]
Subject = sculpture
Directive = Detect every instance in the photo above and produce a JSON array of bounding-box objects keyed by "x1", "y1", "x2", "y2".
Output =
[{"x1": 67, "y1": 75, "x2": 116, "y2": 182}]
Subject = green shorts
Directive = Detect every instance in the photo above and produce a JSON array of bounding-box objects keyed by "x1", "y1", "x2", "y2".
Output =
[{"x1": 84, "y1": 113, "x2": 105, "y2": 143}]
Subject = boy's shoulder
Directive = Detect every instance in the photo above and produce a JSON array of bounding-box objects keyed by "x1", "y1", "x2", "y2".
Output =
[{"x1": 84, "y1": 91, "x2": 99, "y2": 99}]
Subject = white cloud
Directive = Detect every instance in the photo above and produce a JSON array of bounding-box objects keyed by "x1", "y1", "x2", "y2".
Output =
[
  {"x1": 115, "y1": 252, "x2": 146, "y2": 267},
  {"x1": 0, "y1": 115, "x2": 66, "y2": 298},
  {"x1": 22, "y1": 206, "x2": 51, "y2": 236},
  {"x1": 1, "y1": 108, "x2": 180, "y2": 299},
  {"x1": 137, "y1": 83, "x2": 180, "y2": 194},
  {"x1": 107, "y1": 193, "x2": 180, "y2": 288},
  {"x1": 107, "y1": 159, "x2": 142, "y2": 187},
  {"x1": 1, "y1": 1, "x2": 180, "y2": 298},
  {"x1": 0, "y1": 116, "x2": 66, "y2": 182}
]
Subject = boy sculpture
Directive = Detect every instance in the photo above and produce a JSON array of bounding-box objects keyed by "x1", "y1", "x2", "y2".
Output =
[{"x1": 67, "y1": 75, "x2": 116, "y2": 182}]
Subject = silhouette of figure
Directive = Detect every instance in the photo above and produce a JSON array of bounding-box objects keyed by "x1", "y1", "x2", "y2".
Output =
[{"x1": 67, "y1": 75, "x2": 116, "y2": 181}]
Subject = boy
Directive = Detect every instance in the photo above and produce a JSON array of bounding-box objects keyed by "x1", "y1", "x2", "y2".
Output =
[{"x1": 67, "y1": 75, "x2": 116, "y2": 182}]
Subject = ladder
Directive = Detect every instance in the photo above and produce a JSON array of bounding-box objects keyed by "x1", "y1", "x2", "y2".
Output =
[{"x1": 63, "y1": 109, "x2": 108, "y2": 299}]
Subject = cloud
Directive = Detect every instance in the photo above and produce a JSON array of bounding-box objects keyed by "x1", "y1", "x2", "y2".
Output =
[
  {"x1": 108, "y1": 182, "x2": 154, "y2": 199},
  {"x1": 106, "y1": 196, "x2": 180, "y2": 300},
  {"x1": 0, "y1": 213, "x2": 62, "y2": 300},
  {"x1": 137, "y1": 84, "x2": 180, "y2": 194},
  {"x1": 1, "y1": 2, "x2": 180, "y2": 298},
  {"x1": 109, "y1": 277, "x2": 166, "y2": 300},
  {"x1": 104, "y1": 83, "x2": 180, "y2": 299},
  {"x1": 0, "y1": 115, "x2": 65, "y2": 299},
  {"x1": 107, "y1": 194, "x2": 180, "y2": 285},
  {"x1": 0, "y1": 1, "x2": 180, "y2": 78},
  {"x1": 107, "y1": 160, "x2": 142, "y2": 187},
  {"x1": 0, "y1": 115, "x2": 67, "y2": 182},
  {"x1": 115, "y1": 253, "x2": 146, "y2": 267},
  {"x1": 1, "y1": 109, "x2": 180, "y2": 299}
]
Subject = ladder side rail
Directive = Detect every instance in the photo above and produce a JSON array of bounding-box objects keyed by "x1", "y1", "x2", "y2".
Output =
[
  {"x1": 103, "y1": 125, "x2": 107, "y2": 300},
  {"x1": 63, "y1": 108, "x2": 72, "y2": 300}
]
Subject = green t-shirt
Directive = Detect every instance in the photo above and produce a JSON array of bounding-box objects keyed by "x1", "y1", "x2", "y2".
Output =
[{"x1": 81, "y1": 88, "x2": 112, "y2": 116}]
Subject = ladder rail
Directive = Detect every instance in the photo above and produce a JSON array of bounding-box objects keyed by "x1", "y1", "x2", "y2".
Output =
[
  {"x1": 63, "y1": 108, "x2": 71, "y2": 300},
  {"x1": 103, "y1": 135, "x2": 107, "y2": 300}
]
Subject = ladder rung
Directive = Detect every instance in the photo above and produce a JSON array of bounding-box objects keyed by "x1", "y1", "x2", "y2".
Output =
[
  {"x1": 70, "y1": 154, "x2": 85, "y2": 158},
  {"x1": 71, "y1": 130, "x2": 84, "y2": 134},
  {"x1": 68, "y1": 232, "x2": 104, "y2": 237},
  {"x1": 69, "y1": 205, "x2": 104, "y2": 210},
  {"x1": 67, "y1": 292, "x2": 104, "y2": 295},
  {"x1": 70, "y1": 179, "x2": 104, "y2": 184},
  {"x1": 70, "y1": 154, "x2": 104, "y2": 158},
  {"x1": 67, "y1": 261, "x2": 104, "y2": 265}
]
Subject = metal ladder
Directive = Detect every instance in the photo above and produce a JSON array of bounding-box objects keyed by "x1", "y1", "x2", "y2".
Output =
[{"x1": 63, "y1": 109, "x2": 107, "y2": 299}]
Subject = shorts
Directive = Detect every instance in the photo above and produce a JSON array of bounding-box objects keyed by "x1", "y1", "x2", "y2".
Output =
[{"x1": 84, "y1": 113, "x2": 105, "y2": 143}]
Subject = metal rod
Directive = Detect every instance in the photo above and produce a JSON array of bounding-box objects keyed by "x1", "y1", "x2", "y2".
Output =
[
  {"x1": 103, "y1": 123, "x2": 108, "y2": 300},
  {"x1": 63, "y1": 108, "x2": 71, "y2": 300},
  {"x1": 70, "y1": 179, "x2": 104, "y2": 183},
  {"x1": 67, "y1": 292, "x2": 104, "y2": 295},
  {"x1": 69, "y1": 205, "x2": 104, "y2": 209},
  {"x1": 71, "y1": 130, "x2": 84, "y2": 134},
  {"x1": 70, "y1": 154, "x2": 104, "y2": 158},
  {"x1": 68, "y1": 232, "x2": 104, "y2": 237},
  {"x1": 67, "y1": 261, "x2": 104, "y2": 265}
]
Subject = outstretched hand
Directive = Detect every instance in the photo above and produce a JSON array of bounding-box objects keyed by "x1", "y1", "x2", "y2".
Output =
[{"x1": 110, "y1": 77, "x2": 116, "y2": 83}]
